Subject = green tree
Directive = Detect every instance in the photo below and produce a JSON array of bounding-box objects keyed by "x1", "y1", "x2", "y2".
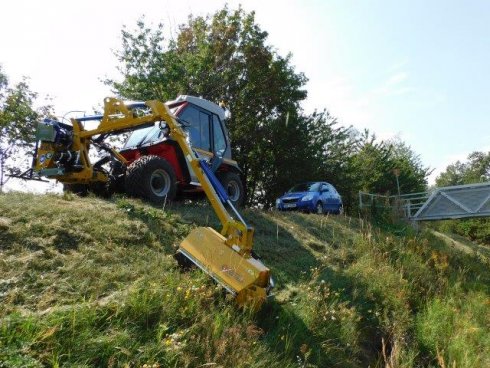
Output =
[
  {"x1": 107, "y1": 7, "x2": 431, "y2": 210},
  {"x1": 307, "y1": 111, "x2": 358, "y2": 209},
  {"x1": 106, "y1": 7, "x2": 308, "y2": 206},
  {"x1": 436, "y1": 151, "x2": 490, "y2": 187},
  {"x1": 388, "y1": 138, "x2": 431, "y2": 194},
  {"x1": 344, "y1": 132, "x2": 430, "y2": 212},
  {"x1": 350, "y1": 130, "x2": 396, "y2": 194},
  {"x1": 260, "y1": 111, "x2": 321, "y2": 205},
  {"x1": 0, "y1": 66, "x2": 51, "y2": 190}
]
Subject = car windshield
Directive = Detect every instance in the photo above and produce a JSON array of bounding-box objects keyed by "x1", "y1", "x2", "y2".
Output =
[
  {"x1": 123, "y1": 105, "x2": 180, "y2": 148},
  {"x1": 288, "y1": 182, "x2": 320, "y2": 193},
  {"x1": 123, "y1": 126, "x2": 150, "y2": 148}
]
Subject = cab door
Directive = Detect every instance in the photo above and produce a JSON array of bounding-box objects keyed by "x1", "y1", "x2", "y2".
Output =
[
  {"x1": 211, "y1": 114, "x2": 228, "y2": 157},
  {"x1": 178, "y1": 105, "x2": 212, "y2": 183},
  {"x1": 178, "y1": 106, "x2": 211, "y2": 152}
]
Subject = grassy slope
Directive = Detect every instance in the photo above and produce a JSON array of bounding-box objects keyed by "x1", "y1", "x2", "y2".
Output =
[{"x1": 0, "y1": 192, "x2": 489, "y2": 368}]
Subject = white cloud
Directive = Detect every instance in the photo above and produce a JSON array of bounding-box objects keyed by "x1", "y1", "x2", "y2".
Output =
[
  {"x1": 305, "y1": 65, "x2": 414, "y2": 134},
  {"x1": 305, "y1": 74, "x2": 377, "y2": 128},
  {"x1": 386, "y1": 72, "x2": 408, "y2": 86},
  {"x1": 387, "y1": 59, "x2": 410, "y2": 73},
  {"x1": 372, "y1": 71, "x2": 413, "y2": 98}
]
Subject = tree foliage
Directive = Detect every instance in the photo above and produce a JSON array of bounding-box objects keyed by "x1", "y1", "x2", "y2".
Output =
[
  {"x1": 436, "y1": 151, "x2": 490, "y2": 187},
  {"x1": 0, "y1": 66, "x2": 52, "y2": 189},
  {"x1": 107, "y1": 6, "x2": 430, "y2": 209},
  {"x1": 388, "y1": 137, "x2": 431, "y2": 194},
  {"x1": 107, "y1": 7, "x2": 309, "y2": 206},
  {"x1": 0, "y1": 67, "x2": 38, "y2": 146}
]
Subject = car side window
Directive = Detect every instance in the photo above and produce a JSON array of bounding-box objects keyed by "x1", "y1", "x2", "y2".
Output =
[
  {"x1": 310, "y1": 183, "x2": 321, "y2": 192},
  {"x1": 212, "y1": 115, "x2": 227, "y2": 155},
  {"x1": 321, "y1": 184, "x2": 329, "y2": 192}
]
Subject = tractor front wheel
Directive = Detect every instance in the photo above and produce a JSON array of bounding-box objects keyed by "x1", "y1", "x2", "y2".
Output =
[
  {"x1": 217, "y1": 171, "x2": 244, "y2": 207},
  {"x1": 125, "y1": 155, "x2": 177, "y2": 205}
]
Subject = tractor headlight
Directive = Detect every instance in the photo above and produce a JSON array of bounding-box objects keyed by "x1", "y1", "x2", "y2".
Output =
[{"x1": 301, "y1": 194, "x2": 313, "y2": 201}]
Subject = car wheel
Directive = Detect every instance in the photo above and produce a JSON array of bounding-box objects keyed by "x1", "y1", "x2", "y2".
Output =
[
  {"x1": 335, "y1": 204, "x2": 344, "y2": 215},
  {"x1": 316, "y1": 202, "x2": 324, "y2": 215},
  {"x1": 217, "y1": 171, "x2": 245, "y2": 207},
  {"x1": 125, "y1": 155, "x2": 177, "y2": 205}
]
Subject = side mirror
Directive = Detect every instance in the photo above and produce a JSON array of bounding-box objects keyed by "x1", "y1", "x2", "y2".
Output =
[{"x1": 210, "y1": 148, "x2": 224, "y2": 173}]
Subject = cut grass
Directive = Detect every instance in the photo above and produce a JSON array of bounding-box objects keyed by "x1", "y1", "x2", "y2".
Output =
[{"x1": 0, "y1": 192, "x2": 489, "y2": 367}]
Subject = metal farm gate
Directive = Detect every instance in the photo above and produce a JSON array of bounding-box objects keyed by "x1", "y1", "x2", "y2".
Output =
[
  {"x1": 359, "y1": 182, "x2": 490, "y2": 221},
  {"x1": 412, "y1": 182, "x2": 490, "y2": 221}
]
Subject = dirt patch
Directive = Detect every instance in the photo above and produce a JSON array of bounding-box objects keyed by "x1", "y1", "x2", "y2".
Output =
[
  {"x1": 431, "y1": 230, "x2": 490, "y2": 262},
  {"x1": 0, "y1": 217, "x2": 11, "y2": 231}
]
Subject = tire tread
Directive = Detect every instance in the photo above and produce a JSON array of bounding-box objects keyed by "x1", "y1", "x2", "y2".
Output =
[{"x1": 125, "y1": 155, "x2": 177, "y2": 204}]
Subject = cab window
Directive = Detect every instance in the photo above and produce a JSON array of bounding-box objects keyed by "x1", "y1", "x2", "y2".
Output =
[
  {"x1": 179, "y1": 106, "x2": 199, "y2": 146},
  {"x1": 179, "y1": 106, "x2": 212, "y2": 151},
  {"x1": 123, "y1": 126, "x2": 153, "y2": 148},
  {"x1": 212, "y1": 115, "x2": 227, "y2": 155},
  {"x1": 199, "y1": 111, "x2": 211, "y2": 151}
]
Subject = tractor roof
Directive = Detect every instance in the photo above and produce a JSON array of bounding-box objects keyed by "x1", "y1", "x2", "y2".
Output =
[{"x1": 168, "y1": 95, "x2": 226, "y2": 121}]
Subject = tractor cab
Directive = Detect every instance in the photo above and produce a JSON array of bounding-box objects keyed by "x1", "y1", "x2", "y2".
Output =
[
  {"x1": 119, "y1": 96, "x2": 244, "y2": 205},
  {"x1": 122, "y1": 95, "x2": 232, "y2": 160}
]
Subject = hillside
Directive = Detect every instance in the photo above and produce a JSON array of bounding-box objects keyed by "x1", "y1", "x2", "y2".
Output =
[{"x1": 0, "y1": 192, "x2": 489, "y2": 368}]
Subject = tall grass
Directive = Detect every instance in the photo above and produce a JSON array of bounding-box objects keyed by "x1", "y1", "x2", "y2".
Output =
[{"x1": 0, "y1": 192, "x2": 489, "y2": 367}]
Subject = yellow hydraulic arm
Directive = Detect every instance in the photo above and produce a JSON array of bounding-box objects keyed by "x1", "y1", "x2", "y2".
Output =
[
  {"x1": 145, "y1": 101, "x2": 253, "y2": 251},
  {"x1": 35, "y1": 97, "x2": 272, "y2": 308},
  {"x1": 145, "y1": 99, "x2": 272, "y2": 308}
]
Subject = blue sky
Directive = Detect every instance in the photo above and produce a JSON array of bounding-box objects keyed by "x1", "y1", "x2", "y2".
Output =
[{"x1": 1, "y1": 0, "x2": 489, "y2": 186}]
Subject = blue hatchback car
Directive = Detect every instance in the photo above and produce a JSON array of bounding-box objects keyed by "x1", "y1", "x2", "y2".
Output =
[{"x1": 276, "y1": 182, "x2": 343, "y2": 214}]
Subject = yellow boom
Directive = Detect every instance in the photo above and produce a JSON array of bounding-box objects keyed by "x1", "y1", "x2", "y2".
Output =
[{"x1": 34, "y1": 97, "x2": 272, "y2": 309}]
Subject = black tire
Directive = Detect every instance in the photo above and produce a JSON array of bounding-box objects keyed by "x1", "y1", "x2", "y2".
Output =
[
  {"x1": 334, "y1": 204, "x2": 344, "y2": 215},
  {"x1": 217, "y1": 171, "x2": 245, "y2": 207},
  {"x1": 125, "y1": 155, "x2": 177, "y2": 205},
  {"x1": 316, "y1": 201, "x2": 324, "y2": 215}
]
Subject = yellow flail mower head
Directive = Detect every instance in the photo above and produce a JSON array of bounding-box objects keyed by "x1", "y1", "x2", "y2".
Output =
[
  {"x1": 178, "y1": 226, "x2": 272, "y2": 308},
  {"x1": 175, "y1": 160, "x2": 273, "y2": 310}
]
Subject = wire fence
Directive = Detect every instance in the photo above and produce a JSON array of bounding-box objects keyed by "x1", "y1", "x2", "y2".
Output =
[{"x1": 359, "y1": 190, "x2": 431, "y2": 219}]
